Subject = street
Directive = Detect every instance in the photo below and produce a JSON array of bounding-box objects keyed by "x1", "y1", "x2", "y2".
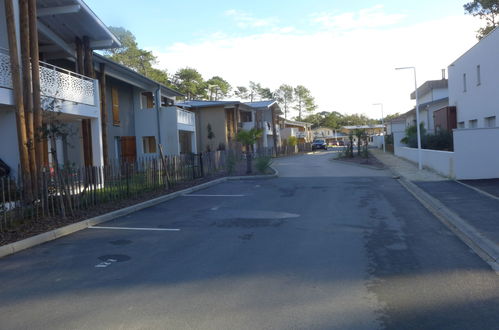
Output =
[{"x1": 0, "y1": 151, "x2": 498, "y2": 329}]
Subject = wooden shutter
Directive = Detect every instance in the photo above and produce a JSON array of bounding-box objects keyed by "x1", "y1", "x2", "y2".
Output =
[
  {"x1": 112, "y1": 87, "x2": 120, "y2": 125},
  {"x1": 120, "y1": 136, "x2": 136, "y2": 163},
  {"x1": 146, "y1": 92, "x2": 154, "y2": 108}
]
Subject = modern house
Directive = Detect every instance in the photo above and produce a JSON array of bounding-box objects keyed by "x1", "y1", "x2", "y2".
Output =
[
  {"x1": 93, "y1": 54, "x2": 196, "y2": 163},
  {"x1": 176, "y1": 100, "x2": 256, "y2": 152},
  {"x1": 0, "y1": 0, "x2": 195, "y2": 179},
  {"x1": 280, "y1": 119, "x2": 312, "y2": 144},
  {"x1": 311, "y1": 127, "x2": 347, "y2": 144},
  {"x1": 0, "y1": 0, "x2": 120, "y2": 177},
  {"x1": 448, "y1": 25, "x2": 499, "y2": 179},
  {"x1": 408, "y1": 77, "x2": 450, "y2": 134},
  {"x1": 244, "y1": 100, "x2": 281, "y2": 150}
]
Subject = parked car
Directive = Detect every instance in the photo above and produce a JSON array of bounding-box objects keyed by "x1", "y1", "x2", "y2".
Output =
[
  {"x1": 312, "y1": 140, "x2": 327, "y2": 150},
  {"x1": 337, "y1": 140, "x2": 345, "y2": 146}
]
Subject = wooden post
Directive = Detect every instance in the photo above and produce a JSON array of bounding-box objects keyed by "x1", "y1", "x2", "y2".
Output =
[
  {"x1": 28, "y1": 0, "x2": 43, "y2": 170},
  {"x1": 5, "y1": 0, "x2": 32, "y2": 198},
  {"x1": 99, "y1": 63, "x2": 109, "y2": 166},
  {"x1": 82, "y1": 36, "x2": 94, "y2": 166},
  {"x1": 20, "y1": 0, "x2": 37, "y2": 191},
  {"x1": 271, "y1": 107, "x2": 279, "y2": 155},
  {"x1": 75, "y1": 37, "x2": 84, "y2": 74}
]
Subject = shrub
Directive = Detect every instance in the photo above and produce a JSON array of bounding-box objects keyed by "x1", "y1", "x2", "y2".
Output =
[
  {"x1": 255, "y1": 156, "x2": 273, "y2": 174},
  {"x1": 288, "y1": 136, "x2": 298, "y2": 147}
]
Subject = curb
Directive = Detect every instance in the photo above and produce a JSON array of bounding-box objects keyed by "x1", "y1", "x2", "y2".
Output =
[
  {"x1": 0, "y1": 171, "x2": 277, "y2": 259},
  {"x1": 374, "y1": 154, "x2": 499, "y2": 271}
]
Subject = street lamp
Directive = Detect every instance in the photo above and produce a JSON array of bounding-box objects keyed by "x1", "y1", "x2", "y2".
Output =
[
  {"x1": 372, "y1": 103, "x2": 385, "y2": 153},
  {"x1": 395, "y1": 66, "x2": 422, "y2": 170}
]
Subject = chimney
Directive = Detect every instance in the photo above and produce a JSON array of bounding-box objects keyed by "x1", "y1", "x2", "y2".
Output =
[{"x1": 441, "y1": 69, "x2": 446, "y2": 80}]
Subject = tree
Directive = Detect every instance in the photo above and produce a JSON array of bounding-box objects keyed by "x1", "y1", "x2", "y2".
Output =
[
  {"x1": 236, "y1": 128, "x2": 263, "y2": 174},
  {"x1": 383, "y1": 112, "x2": 402, "y2": 123},
  {"x1": 464, "y1": 0, "x2": 499, "y2": 39},
  {"x1": 234, "y1": 86, "x2": 250, "y2": 100},
  {"x1": 172, "y1": 67, "x2": 207, "y2": 100},
  {"x1": 206, "y1": 76, "x2": 231, "y2": 100},
  {"x1": 105, "y1": 27, "x2": 170, "y2": 85},
  {"x1": 293, "y1": 85, "x2": 317, "y2": 120},
  {"x1": 274, "y1": 84, "x2": 294, "y2": 119}
]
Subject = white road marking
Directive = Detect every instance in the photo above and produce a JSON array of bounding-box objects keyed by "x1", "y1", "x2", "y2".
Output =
[
  {"x1": 89, "y1": 226, "x2": 180, "y2": 232},
  {"x1": 95, "y1": 258, "x2": 117, "y2": 268},
  {"x1": 211, "y1": 206, "x2": 220, "y2": 211},
  {"x1": 184, "y1": 194, "x2": 245, "y2": 197}
]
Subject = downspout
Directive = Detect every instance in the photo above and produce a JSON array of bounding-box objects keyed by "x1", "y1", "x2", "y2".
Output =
[{"x1": 155, "y1": 85, "x2": 162, "y2": 147}]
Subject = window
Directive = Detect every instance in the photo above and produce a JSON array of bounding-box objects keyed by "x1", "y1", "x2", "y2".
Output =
[
  {"x1": 476, "y1": 65, "x2": 481, "y2": 86},
  {"x1": 463, "y1": 73, "x2": 467, "y2": 92},
  {"x1": 141, "y1": 92, "x2": 154, "y2": 109},
  {"x1": 469, "y1": 119, "x2": 477, "y2": 128},
  {"x1": 142, "y1": 136, "x2": 157, "y2": 154},
  {"x1": 458, "y1": 121, "x2": 465, "y2": 129},
  {"x1": 112, "y1": 87, "x2": 120, "y2": 126},
  {"x1": 240, "y1": 111, "x2": 252, "y2": 122},
  {"x1": 485, "y1": 116, "x2": 496, "y2": 128}
]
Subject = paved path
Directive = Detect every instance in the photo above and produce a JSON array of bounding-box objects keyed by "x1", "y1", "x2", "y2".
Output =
[
  {"x1": 0, "y1": 151, "x2": 498, "y2": 329},
  {"x1": 370, "y1": 149, "x2": 446, "y2": 181}
]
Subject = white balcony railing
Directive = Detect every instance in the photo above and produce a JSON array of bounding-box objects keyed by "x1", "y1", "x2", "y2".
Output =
[
  {"x1": 296, "y1": 131, "x2": 307, "y2": 138},
  {"x1": 177, "y1": 108, "x2": 195, "y2": 126},
  {"x1": 0, "y1": 48, "x2": 96, "y2": 106}
]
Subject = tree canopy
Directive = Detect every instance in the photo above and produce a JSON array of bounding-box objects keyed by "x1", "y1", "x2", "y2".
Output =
[
  {"x1": 293, "y1": 85, "x2": 317, "y2": 120},
  {"x1": 171, "y1": 67, "x2": 207, "y2": 100},
  {"x1": 105, "y1": 27, "x2": 170, "y2": 85},
  {"x1": 464, "y1": 0, "x2": 499, "y2": 39},
  {"x1": 206, "y1": 76, "x2": 232, "y2": 100},
  {"x1": 274, "y1": 84, "x2": 294, "y2": 119}
]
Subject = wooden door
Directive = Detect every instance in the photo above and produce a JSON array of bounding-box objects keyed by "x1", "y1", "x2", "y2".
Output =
[{"x1": 120, "y1": 136, "x2": 136, "y2": 163}]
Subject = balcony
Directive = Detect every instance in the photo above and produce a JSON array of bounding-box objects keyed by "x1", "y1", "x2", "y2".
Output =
[
  {"x1": 1, "y1": 47, "x2": 97, "y2": 107},
  {"x1": 177, "y1": 108, "x2": 195, "y2": 131},
  {"x1": 296, "y1": 131, "x2": 307, "y2": 139}
]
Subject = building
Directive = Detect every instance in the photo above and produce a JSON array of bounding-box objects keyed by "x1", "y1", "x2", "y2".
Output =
[
  {"x1": 310, "y1": 127, "x2": 347, "y2": 144},
  {"x1": 244, "y1": 100, "x2": 282, "y2": 150},
  {"x1": 176, "y1": 100, "x2": 256, "y2": 152},
  {"x1": 280, "y1": 119, "x2": 312, "y2": 144},
  {"x1": 0, "y1": 0, "x2": 120, "y2": 176}
]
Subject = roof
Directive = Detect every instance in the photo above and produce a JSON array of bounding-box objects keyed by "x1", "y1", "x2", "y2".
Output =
[
  {"x1": 93, "y1": 53, "x2": 183, "y2": 98},
  {"x1": 342, "y1": 125, "x2": 385, "y2": 130},
  {"x1": 176, "y1": 100, "x2": 242, "y2": 108},
  {"x1": 282, "y1": 118, "x2": 312, "y2": 127},
  {"x1": 410, "y1": 79, "x2": 448, "y2": 99},
  {"x1": 244, "y1": 100, "x2": 277, "y2": 108},
  {"x1": 37, "y1": 0, "x2": 121, "y2": 52}
]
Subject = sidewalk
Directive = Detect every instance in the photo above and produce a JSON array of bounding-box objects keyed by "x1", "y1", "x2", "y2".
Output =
[{"x1": 370, "y1": 149, "x2": 499, "y2": 269}]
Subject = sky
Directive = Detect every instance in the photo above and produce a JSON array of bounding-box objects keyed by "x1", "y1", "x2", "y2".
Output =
[{"x1": 85, "y1": 0, "x2": 483, "y2": 119}]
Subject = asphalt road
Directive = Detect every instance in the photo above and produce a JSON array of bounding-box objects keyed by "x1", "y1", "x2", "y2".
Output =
[{"x1": 0, "y1": 151, "x2": 498, "y2": 329}]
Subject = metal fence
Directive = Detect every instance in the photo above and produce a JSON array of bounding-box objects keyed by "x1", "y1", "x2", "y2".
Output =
[{"x1": 0, "y1": 145, "x2": 310, "y2": 231}]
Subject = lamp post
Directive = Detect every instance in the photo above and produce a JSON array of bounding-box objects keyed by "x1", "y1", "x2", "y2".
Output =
[
  {"x1": 395, "y1": 66, "x2": 422, "y2": 170},
  {"x1": 373, "y1": 103, "x2": 385, "y2": 153}
]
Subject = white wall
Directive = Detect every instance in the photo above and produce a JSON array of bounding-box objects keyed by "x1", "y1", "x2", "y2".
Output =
[
  {"x1": 449, "y1": 28, "x2": 499, "y2": 129},
  {"x1": 454, "y1": 128, "x2": 499, "y2": 179},
  {"x1": 371, "y1": 135, "x2": 384, "y2": 149},
  {"x1": 395, "y1": 146, "x2": 455, "y2": 178},
  {"x1": 161, "y1": 106, "x2": 180, "y2": 155}
]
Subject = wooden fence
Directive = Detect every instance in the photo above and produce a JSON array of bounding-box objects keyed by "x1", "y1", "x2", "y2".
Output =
[{"x1": 0, "y1": 145, "x2": 311, "y2": 231}]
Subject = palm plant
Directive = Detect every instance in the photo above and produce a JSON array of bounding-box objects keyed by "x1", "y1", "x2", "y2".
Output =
[{"x1": 236, "y1": 128, "x2": 263, "y2": 174}]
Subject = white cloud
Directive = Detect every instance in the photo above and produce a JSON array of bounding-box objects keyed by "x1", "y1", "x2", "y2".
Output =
[
  {"x1": 311, "y1": 5, "x2": 407, "y2": 30},
  {"x1": 224, "y1": 9, "x2": 279, "y2": 29},
  {"x1": 155, "y1": 12, "x2": 481, "y2": 119}
]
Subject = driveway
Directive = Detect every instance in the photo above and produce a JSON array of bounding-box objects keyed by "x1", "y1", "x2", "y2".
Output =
[{"x1": 0, "y1": 151, "x2": 498, "y2": 329}]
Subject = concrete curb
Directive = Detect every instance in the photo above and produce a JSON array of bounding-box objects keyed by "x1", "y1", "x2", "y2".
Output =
[
  {"x1": 397, "y1": 178, "x2": 499, "y2": 270},
  {"x1": 0, "y1": 171, "x2": 276, "y2": 259},
  {"x1": 456, "y1": 180, "x2": 499, "y2": 203},
  {"x1": 374, "y1": 155, "x2": 499, "y2": 271}
]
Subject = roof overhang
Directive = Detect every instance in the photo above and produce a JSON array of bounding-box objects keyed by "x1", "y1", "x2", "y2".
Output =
[{"x1": 37, "y1": 0, "x2": 121, "y2": 58}]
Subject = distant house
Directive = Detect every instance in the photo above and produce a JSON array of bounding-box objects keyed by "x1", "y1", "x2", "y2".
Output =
[
  {"x1": 244, "y1": 100, "x2": 282, "y2": 149},
  {"x1": 176, "y1": 100, "x2": 256, "y2": 152},
  {"x1": 280, "y1": 119, "x2": 312, "y2": 144},
  {"x1": 311, "y1": 127, "x2": 346, "y2": 144}
]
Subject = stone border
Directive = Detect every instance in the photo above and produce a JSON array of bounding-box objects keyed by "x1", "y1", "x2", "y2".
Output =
[{"x1": 0, "y1": 170, "x2": 277, "y2": 259}]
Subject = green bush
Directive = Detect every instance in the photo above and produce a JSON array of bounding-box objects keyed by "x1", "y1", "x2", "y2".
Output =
[
  {"x1": 401, "y1": 124, "x2": 453, "y2": 151},
  {"x1": 255, "y1": 156, "x2": 273, "y2": 174},
  {"x1": 288, "y1": 136, "x2": 298, "y2": 147}
]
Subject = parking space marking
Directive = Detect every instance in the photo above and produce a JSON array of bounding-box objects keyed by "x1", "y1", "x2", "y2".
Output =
[
  {"x1": 183, "y1": 194, "x2": 245, "y2": 197},
  {"x1": 89, "y1": 226, "x2": 180, "y2": 232}
]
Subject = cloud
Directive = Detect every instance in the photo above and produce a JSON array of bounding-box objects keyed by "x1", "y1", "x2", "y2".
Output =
[
  {"x1": 311, "y1": 5, "x2": 406, "y2": 30},
  {"x1": 224, "y1": 9, "x2": 279, "y2": 29},
  {"x1": 155, "y1": 14, "x2": 481, "y2": 118}
]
